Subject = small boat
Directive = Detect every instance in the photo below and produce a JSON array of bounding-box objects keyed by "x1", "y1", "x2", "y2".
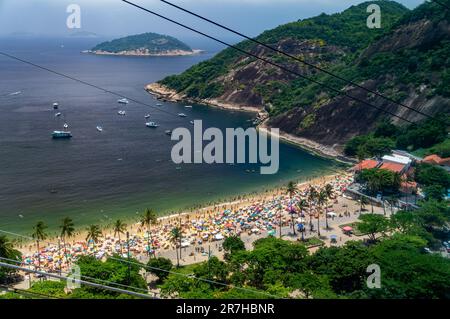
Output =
[
  {"x1": 165, "y1": 130, "x2": 172, "y2": 136},
  {"x1": 184, "y1": 105, "x2": 193, "y2": 108},
  {"x1": 144, "y1": 114, "x2": 151, "y2": 119},
  {"x1": 178, "y1": 113, "x2": 187, "y2": 117},
  {"x1": 52, "y1": 130, "x2": 72, "y2": 139},
  {"x1": 96, "y1": 126, "x2": 103, "y2": 132},
  {"x1": 117, "y1": 110, "x2": 126, "y2": 116},
  {"x1": 63, "y1": 123, "x2": 69, "y2": 129},
  {"x1": 145, "y1": 122, "x2": 159, "y2": 128},
  {"x1": 9, "y1": 91, "x2": 22, "y2": 96},
  {"x1": 54, "y1": 112, "x2": 62, "y2": 117},
  {"x1": 117, "y1": 98, "x2": 129, "y2": 104},
  {"x1": 156, "y1": 103, "x2": 163, "y2": 106},
  {"x1": 53, "y1": 102, "x2": 59, "y2": 109},
  {"x1": 189, "y1": 120, "x2": 194, "y2": 125}
]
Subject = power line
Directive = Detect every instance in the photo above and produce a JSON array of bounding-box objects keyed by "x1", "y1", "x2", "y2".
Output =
[
  {"x1": 0, "y1": 256, "x2": 154, "y2": 297},
  {"x1": 1, "y1": 228, "x2": 276, "y2": 298},
  {"x1": 0, "y1": 51, "x2": 192, "y2": 123},
  {"x1": 159, "y1": 0, "x2": 438, "y2": 122},
  {"x1": 121, "y1": 0, "x2": 414, "y2": 124},
  {"x1": 0, "y1": 261, "x2": 155, "y2": 299},
  {"x1": 109, "y1": 256, "x2": 280, "y2": 298}
]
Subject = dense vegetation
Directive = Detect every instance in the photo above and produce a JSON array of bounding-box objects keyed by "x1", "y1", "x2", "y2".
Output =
[
  {"x1": 1, "y1": 195, "x2": 449, "y2": 299},
  {"x1": 344, "y1": 116, "x2": 449, "y2": 158},
  {"x1": 91, "y1": 32, "x2": 192, "y2": 53},
  {"x1": 159, "y1": 1, "x2": 449, "y2": 122},
  {"x1": 160, "y1": 1, "x2": 409, "y2": 103},
  {"x1": 0, "y1": 235, "x2": 22, "y2": 284}
]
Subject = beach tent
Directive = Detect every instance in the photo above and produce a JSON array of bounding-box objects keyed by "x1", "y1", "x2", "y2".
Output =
[
  {"x1": 214, "y1": 233, "x2": 224, "y2": 241},
  {"x1": 327, "y1": 212, "x2": 337, "y2": 217}
]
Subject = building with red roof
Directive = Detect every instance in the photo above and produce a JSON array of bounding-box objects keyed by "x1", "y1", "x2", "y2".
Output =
[
  {"x1": 379, "y1": 162, "x2": 406, "y2": 174},
  {"x1": 423, "y1": 154, "x2": 450, "y2": 167},
  {"x1": 352, "y1": 159, "x2": 380, "y2": 172}
]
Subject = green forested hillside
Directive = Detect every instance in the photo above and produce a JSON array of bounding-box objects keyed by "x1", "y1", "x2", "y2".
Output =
[{"x1": 158, "y1": 0, "x2": 450, "y2": 149}]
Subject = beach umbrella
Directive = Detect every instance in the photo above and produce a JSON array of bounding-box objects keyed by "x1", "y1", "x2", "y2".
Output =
[{"x1": 342, "y1": 226, "x2": 353, "y2": 232}]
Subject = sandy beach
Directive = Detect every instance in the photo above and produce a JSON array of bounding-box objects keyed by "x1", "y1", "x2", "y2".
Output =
[{"x1": 11, "y1": 170, "x2": 390, "y2": 283}]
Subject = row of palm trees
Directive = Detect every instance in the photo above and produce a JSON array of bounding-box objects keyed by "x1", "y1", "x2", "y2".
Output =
[
  {"x1": 285, "y1": 181, "x2": 335, "y2": 240},
  {"x1": 29, "y1": 209, "x2": 160, "y2": 273}
]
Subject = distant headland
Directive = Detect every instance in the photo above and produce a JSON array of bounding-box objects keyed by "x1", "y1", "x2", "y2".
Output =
[{"x1": 85, "y1": 32, "x2": 203, "y2": 57}]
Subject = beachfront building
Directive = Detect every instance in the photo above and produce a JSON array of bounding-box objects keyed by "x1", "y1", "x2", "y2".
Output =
[{"x1": 348, "y1": 152, "x2": 419, "y2": 208}]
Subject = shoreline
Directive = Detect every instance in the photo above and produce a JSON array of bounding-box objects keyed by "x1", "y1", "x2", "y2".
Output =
[
  {"x1": 14, "y1": 172, "x2": 344, "y2": 250},
  {"x1": 145, "y1": 83, "x2": 356, "y2": 164},
  {"x1": 83, "y1": 49, "x2": 204, "y2": 57},
  {"x1": 145, "y1": 83, "x2": 262, "y2": 113}
]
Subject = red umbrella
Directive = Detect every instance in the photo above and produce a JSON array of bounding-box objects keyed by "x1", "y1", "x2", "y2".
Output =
[{"x1": 342, "y1": 226, "x2": 353, "y2": 232}]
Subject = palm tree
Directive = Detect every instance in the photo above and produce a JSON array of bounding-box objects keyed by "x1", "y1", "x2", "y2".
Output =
[
  {"x1": 359, "y1": 195, "x2": 369, "y2": 215},
  {"x1": 60, "y1": 217, "x2": 75, "y2": 265},
  {"x1": 113, "y1": 219, "x2": 127, "y2": 255},
  {"x1": 323, "y1": 184, "x2": 334, "y2": 230},
  {"x1": 296, "y1": 199, "x2": 307, "y2": 241},
  {"x1": 85, "y1": 225, "x2": 102, "y2": 253},
  {"x1": 31, "y1": 221, "x2": 47, "y2": 272},
  {"x1": 317, "y1": 190, "x2": 328, "y2": 237},
  {"x1": 170, "y1": 227, "x2": 182, "y2": 268},
  {"x1": 140, "y1": 209, "x2": 157, "y2": 257},
  {"x1": 307, "y1": 186, "x2": 317, "y2": 230},
  {"x1": 286, "y1": 181, "x2": 297, "y2": 235},
  {"x1": 0, "y1": 235, "x2": 14, "y2": 258}
]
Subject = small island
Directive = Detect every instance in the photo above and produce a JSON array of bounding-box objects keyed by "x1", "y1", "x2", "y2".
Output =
[{"x1": 86, "y1": 32, "x2": 202, "y2": 57}]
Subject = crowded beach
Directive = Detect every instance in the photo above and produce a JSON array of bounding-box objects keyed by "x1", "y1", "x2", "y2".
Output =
[{"x1": 15, "y1": 172, "x2": 382, "y2": 275}]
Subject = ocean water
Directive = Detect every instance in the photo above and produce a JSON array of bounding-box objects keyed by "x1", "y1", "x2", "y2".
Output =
[{"x1": 0, "y1": 37, "x2": 341, "y2": 234}]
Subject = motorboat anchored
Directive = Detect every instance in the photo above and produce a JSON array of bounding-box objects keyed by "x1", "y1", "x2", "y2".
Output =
[
  {"x1": 117, "y1": 110, "x2": 126, "y2": 116},
  {"x1": 146, "y1": 122, "x2": 159, "y2": 128},
  {"x1": 117, "y1": 98, "x2": 129, "y2": 104},
  {"x1": 52, "y1": 130, "x2": 72, "y2": 139}
]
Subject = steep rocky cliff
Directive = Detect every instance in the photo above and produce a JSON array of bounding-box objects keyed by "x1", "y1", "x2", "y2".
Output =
[{"x1": 154, "y1": 0, "x2": 450, "y2": 155}]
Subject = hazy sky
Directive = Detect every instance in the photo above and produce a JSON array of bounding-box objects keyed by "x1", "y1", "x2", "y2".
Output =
[{"x1": 0, "y1": 0, "x2": 425, "y2": 41}]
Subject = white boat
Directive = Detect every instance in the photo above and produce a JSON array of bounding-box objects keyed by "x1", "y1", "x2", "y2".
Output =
[
  {"x1": 53, "y1": 102, "x2": 59, "y2": 109},
  {"x1": 190, "y1": 120, "x2": 194, "y2": 125},
  {"x1": 96, "y1": 126, "x2": 103, "y2": 132},
  {"x1": 63, "y1": 123, "x2": 69, "y2": 129},
  {"x1": 156, "y1": 103, "x2": 163, "y2": 106},
  {"x1": 184, "y1": 105, "x2": 193, "y2": 108},
  {"x1": 52, "y1": 130, "x2": 72, "y2": 139},
  {"x1": 144, "y1": 114, "x2": 151, "y2": 119},
  {"x1": 145, "y1": 122, "x2": 159, "y2": 128},
  {"x1": 117, "y1": 110, "x2": 126, "y2": 116},
  {"x1": 165, "y1": 130, "x2": 172, "y2": 136},
  {"x1": 9, "y1": 91, "x2": 22, "y2": 96},
  {"x1": 54, "y1": 112, "x2": 62, "y2": 117},
  {"x1": 117, "y1": 98, "x2": 129, "y2": 104},
  {"x1": 178, "y1": 113, "x2": 187, "y2": 117}
]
